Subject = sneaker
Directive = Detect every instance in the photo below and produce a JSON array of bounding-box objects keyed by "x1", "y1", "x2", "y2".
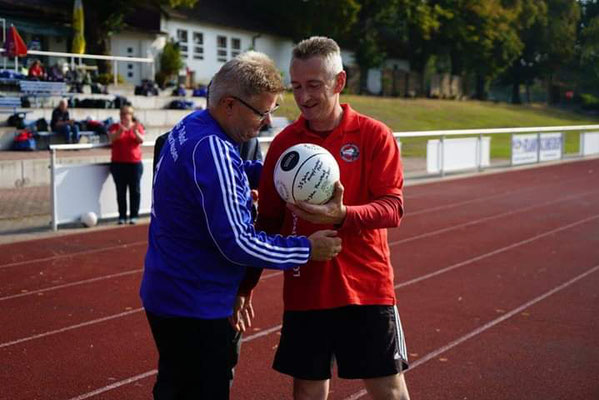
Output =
[
  {"x1": 129, "y1": 218, "x2": 137, "y2": 225},
  {"x1": 118, "y1": 219, "x2": 126, "y2": 225}
]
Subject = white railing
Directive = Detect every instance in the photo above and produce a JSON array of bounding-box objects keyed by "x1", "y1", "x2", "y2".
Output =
[
  {"x1": 0, "y1": 48, "x2": 155, "y2": 84},
  {"x1": 48, "y1": 124, "x2": 599, "y2": 230}
]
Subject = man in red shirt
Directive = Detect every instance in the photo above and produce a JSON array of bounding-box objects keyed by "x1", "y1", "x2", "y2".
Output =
[{"x1": 256, "y1": 37, "x2": 410, "y2": 399}]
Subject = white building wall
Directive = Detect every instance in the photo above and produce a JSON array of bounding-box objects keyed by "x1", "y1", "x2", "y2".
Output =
[
  {"x1": 161, "y1": 18, "x2": 295, "y2": 84},
  {"x1": 110, "y1": 32, "x2": 160, "y2": 85}
]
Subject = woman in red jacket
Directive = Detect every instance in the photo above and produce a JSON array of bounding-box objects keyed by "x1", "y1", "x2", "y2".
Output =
[{"x1": 108, "y1": 105, "x2": 144, "y2": 224}]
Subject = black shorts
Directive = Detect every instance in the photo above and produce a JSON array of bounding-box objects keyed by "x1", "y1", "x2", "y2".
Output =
[{"x1": 273, "y1": 305, "x2": 409, "y2": 380}]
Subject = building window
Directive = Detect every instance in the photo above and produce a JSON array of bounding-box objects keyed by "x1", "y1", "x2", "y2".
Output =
[
  {"x1": 217, "y1": 35, "x2": 227, "y2": 62},
  {"x1": 193, "y1": 32, "x2": 204, "y2": 60},
  {"x1": 177, "y1": 29, "x2": 188, "y2": 58},
  {"x1": 231, "y1": 38, "x2": 241, "y2": 58}
]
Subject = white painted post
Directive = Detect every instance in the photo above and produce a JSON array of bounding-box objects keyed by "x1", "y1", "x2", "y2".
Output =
[
  {"x1": 440, "y1": 135, "x2": 445, "y2": 177},
  {"x1": 50, "y1": 148, "x2": 58, "y2": 231},
  {"x1": 113, "y1": 60, "x2": 117, "y2": 85}
]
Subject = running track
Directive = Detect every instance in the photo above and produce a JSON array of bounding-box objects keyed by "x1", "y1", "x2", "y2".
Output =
[{"x1": 1, "y1": 159, "x2": 598, "y2": 400}]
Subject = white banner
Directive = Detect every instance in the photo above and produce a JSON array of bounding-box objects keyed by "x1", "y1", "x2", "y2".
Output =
[
  {"x1": 55, "y1": 160, "x2": 153, "y2": 225},
  {"x1": 427, "y1": 137, "x2": 491, "y2": 173},
  {"x1": 539, "y1": 133, "x2": 562, "y2": 161},
  {"x1": 581, "y1": 131, "x2": 599, "y2": 156},
  {"x1": 512, "y1": 134, "x2": 539, "y2": 165}
]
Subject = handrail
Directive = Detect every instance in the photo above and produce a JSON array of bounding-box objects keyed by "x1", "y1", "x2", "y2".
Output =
[
  {"x1": 392, "y1": 124, "x2": 599, "y2": 138},
  {"x1": 0, "y1": 48, "x2": 154, "y2": 63},
  {"x1": 47, "y1": 124, "x2": 599, "y2": 151}
]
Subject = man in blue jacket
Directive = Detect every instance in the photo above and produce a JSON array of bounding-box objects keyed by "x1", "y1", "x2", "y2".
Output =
[{"x1": 141, "y1": 51, "x2": 342, "y2": 400}]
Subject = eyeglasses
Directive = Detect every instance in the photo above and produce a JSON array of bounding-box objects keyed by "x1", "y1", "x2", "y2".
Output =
[{"x1": 231, "y1": 96, "x2": 279, "y2": 122}]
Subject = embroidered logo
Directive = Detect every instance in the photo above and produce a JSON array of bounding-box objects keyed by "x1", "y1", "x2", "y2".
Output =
[{"x1": 340, "y1": 144, "x2": 360, "y2": 162}]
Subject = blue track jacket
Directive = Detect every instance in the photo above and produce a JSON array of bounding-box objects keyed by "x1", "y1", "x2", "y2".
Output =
[{"x1": 141, "y1": 110, "x2": 311, "y2": 319}]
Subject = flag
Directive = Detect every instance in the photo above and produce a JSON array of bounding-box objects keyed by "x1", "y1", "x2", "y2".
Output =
[
  {"x1": 72, "y1": 0, "x2": 86, "y2": 54},
  {"x1": 4, "y1": 25, "x2": 28, "y2": 58}
]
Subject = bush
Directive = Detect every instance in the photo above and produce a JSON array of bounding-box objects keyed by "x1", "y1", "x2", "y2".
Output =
[
  {"x1": 580, "y1": 93, "x2": 599, "y2": 110},
  {"x1": 159, "y1": 40, "x2": 184, "y2": 84},
  {"x1": 95, "y1": 73, "x2": 124, "y2": 85}
]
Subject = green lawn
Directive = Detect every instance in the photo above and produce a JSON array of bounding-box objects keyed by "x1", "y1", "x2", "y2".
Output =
[{"x1": 277, "y1": 94, "x2": 599, "y2": 157}]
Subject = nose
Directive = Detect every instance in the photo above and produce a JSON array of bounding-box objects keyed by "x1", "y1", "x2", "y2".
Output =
[{"x1": 294, "y1": 88, "x2": 309, "y2": 104}]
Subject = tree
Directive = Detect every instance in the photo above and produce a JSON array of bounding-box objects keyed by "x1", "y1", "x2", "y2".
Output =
[
  {"x1": 351, "y1": 0, "x2": 401, "y2": 93},
  {"x1": 433, "y1": 0, "x2": 524, "y2": 100},
  {"x1": 248, "y1": 0, "x2": 360, "y2": 42},
  {"x1": 82, "y1": 0, "x2": 197, "y2": 73},
  {"x1": 157, "y1": 39, "x2": 184, "y2": 87},
  {"x1": 543, "y1": 0, "x2": 580, "y2": 103}
]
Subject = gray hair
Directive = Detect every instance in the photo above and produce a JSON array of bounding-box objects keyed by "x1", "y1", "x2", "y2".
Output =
[
  {"x1": 208, "y1": 51, "x2": 284, "y2": 108},
  {"x1": 292, "y1": 36, "x2": 344, "y2": 79}
]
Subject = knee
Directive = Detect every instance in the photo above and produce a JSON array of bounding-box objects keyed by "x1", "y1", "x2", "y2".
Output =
[{"x1": 293, "y1": 379, "x2": 328, "y2": 400}]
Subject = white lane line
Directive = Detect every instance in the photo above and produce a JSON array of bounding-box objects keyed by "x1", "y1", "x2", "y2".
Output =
[
  {"x1": 1, "y1": 172, "x2": 583, "y2": 272},
  {"x1": 64, "y1": 325, "x2": 283, "y2": 400},
  {"x1": 30, "y1": 214, "x2": 599, "y2": 398},
  {"x1": 389, "y1": 189, "x2": 597, "y2": 246},
  {"x1": 0, "y1": 241, "x2": 147, "y2": 270},
  {"x1": 66, "y1": 370, "x2": 157, "y2": 400},
  {"x1": 394, "y1": 214, "x2": 599, "y2": 290},
  {"x1": 0, "y1": 308, "x2": 143, "y2": 349},
  {"x1": 406, "y1": 172, "x2": 593, "y2": 216},
  {"x1": 344, "y1": 263, "x2": 599, "y2": 400},
  {"x1": 0, "y1": 269, "x2": 142, "y2": 302},
  {"x1": 262, "y1": 190, "x2": 598, "y2": 281},
  {"x1": 3, "y1": 213, "x2": 597, "y2": 351}
]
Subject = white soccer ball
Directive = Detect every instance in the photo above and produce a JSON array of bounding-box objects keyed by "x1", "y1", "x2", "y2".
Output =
[
  {"x1": 81, "y1": 211, "x2": 98, "y2": 227},
  {"x1": 274, "y1": 143, "x2": 340, "y2": 205}
]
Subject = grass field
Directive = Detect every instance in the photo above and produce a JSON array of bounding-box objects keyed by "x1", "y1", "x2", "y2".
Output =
[{"x1": 277, "y1": 94, "x2": 599, "y2": 157}]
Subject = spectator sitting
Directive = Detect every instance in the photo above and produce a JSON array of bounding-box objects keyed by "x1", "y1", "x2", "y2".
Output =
[
  {"x1": 192, "y1": 84, "x2": 208, "y2": 97},
  {"x1": 47, "y1": 64, "x2": 64, "y2": 82},
  {"x1": 28, "y1": 60, "x2": 46, "y2": 80},
  {"x1": 172, "y1": 84, "x2": 186, "y2": 96},
  {"x1": 51, "y1": 99, "x2": 80, "y2": 144}
]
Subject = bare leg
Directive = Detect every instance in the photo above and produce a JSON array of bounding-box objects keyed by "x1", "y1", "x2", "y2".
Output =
[
  {"x1": 293, "y1": 378, "x2": 330, "y2": 400},
  {"x1": 363, "y1": 373, "x2": 410, "y2": 400}
]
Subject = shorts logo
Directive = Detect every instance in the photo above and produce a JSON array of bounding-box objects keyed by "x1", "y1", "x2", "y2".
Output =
[{"x1": 340, "y1": 144, "x2": 360, "y2": 162}]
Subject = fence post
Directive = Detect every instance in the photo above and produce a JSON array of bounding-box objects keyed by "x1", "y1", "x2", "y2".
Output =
[
  {"x1": 113, "y1": 60, "x2": 117, "y2": 85},
  {"x1": 50, "y1": 148, "x2": 58, "y2": 231},
  {"x1": 440, "y1": 135, "x2": 445, "y2": 177},
  {"x1": 477, "y1": 133, "x2": 483, "y2": 171},
  {"x1": 536, "y1": 132, "x2": 541, "y2": 163}
]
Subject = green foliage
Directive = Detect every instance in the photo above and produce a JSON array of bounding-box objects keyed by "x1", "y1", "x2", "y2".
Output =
[
  {"x1": 248, "y1": 0, "x2": 360, "y2": 42},
  {"x1": 581, "y1": 16, "x2": 599, "y2": 80},
  {"x1": 95, "y1": 73, "x2": 124, "y2": 85},
  {"x1": 159, "y1": 39, "x2": 184, "y2": 77},
  {"x1": 580, "y1": 93, "x2": 599, "y2": 110}
]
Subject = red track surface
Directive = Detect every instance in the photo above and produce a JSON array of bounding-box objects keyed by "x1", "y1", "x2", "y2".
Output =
[{"x1": 2, "y1": 159, "x2": 598, "y2": 400}]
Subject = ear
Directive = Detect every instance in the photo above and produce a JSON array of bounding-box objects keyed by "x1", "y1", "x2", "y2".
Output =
[
  {"x1": 333, "y1": 71, "x2": 346, "y2": 94},
  {"x1": 221, "y1": 96, "x2": 235, "y2": 116}
]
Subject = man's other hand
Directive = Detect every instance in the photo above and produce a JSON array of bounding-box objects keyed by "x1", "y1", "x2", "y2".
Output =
[{"x1": 308, "y1": 229, "x2": 342, "y2": 261}]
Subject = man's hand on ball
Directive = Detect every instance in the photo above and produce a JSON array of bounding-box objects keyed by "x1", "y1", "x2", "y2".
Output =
[{"x1": 287, "y1": 181, "x2": 346, "y2": 225}]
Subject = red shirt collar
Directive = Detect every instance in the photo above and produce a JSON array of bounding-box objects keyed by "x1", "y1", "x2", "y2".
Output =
[{"x1": 294, "y1": 104, "x2": 360, "y2": 137}]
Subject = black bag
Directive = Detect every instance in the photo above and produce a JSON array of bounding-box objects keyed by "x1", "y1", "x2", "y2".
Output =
[
  {"x1": 7, "y1": 112, "x2": 26, "y2": 128},
  {"x1": 114, "y1": 96, "x2": 128, "y2": 109},
  {"x1": 35, "y1": 118, "x2": 49, "y2": 132}
]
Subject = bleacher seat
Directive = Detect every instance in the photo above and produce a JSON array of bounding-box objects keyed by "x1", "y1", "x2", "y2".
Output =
[
  {"x1": 19, "y1": 80, "x2": 67, "y2": 107},
  {"x1": 0, "y1": 96, "x2": 23, "y2": 114}
]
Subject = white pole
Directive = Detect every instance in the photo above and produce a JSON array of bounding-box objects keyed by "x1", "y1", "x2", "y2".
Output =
[
  {"x1": 50, "y1": 148, "x2": 58, "y2": 231},
  {"x1": 113, "y1": 60, "x2": 117, "y2": 85}
]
